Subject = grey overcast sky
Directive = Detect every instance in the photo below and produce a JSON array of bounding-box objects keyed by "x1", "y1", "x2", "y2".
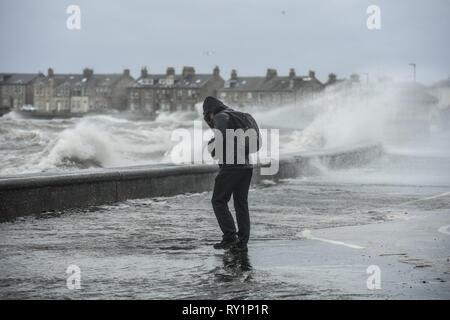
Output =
[{"x1": 0, "y1": 0, "x2": 449, "y2": 84}]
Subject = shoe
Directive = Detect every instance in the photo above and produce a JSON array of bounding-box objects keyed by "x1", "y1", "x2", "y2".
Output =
[
  {"x1": 231, "y1": 241, "x2": 248, "y2": 252},
  {"x1": 213, "y1": 238, "x2": 238, "y2": 249}
]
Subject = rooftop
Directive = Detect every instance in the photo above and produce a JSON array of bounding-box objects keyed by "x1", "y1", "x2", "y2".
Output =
[
  {"x1": 34, "y1": 72, "x2": 129, "y2": 88},
  {"x1": 0, "y1": 73, "x2": 40, "y2": 85},
  {"x1": 220, "y1": 75, "x2": 318, "y2": 92},
  {"x1": 133, "y1": 73, "x2": 218, "y2": 89}
]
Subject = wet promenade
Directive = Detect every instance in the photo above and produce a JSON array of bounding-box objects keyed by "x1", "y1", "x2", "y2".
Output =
[{"x1": 1, "y1": 174, "x2": 449, "y2": 299}]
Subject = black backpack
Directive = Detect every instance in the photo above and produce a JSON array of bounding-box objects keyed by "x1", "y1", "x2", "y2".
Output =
[{"x1": 222, "y1": 109, "x2": 262, "y2": 154}]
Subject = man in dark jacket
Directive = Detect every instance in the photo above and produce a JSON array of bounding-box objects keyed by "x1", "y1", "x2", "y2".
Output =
[{"x1": 203, "y1": 96, "x2": 253, "y2": 252}]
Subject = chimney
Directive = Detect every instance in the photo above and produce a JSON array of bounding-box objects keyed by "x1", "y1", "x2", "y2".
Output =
[
  {"x1": 166, "y1": 67, "x2": 175, "y2": 76},
  {"x1": 289, "y1": 68, "x2": 296, "y2": 78},
  {"x1": 213, "y1": 66, "x2": 220, "y2": 77},
  {"x1": 141, "y1": 67, "x2": 148, "y2": 78},
  {"x1": 231, "y1": 69, "x2": 238, "y2": 79},
  {"x1": 123, "y1": 69, "x2": 130, "y2": 77},
  {"x1": 182, "y1": 66, "x2": 195, "y2": 78},
  {"x1": 309, "y1": 70, "x2": 316, "y2": 79},
  {"x1": 328, "y1": 73, "x2": 337, "y2": 83},
  {"x1": 350, "y1": 73, "x2": 360, "y2": 82},
  {"x1": 48, "y1": 68, "x2": 54, "y2": 77},
  {"x1": 83, "y1": 68, "x2": 93, "y2": 78},
  {"x1": 266, "y1": 68, "x2": 277, "y2": 80}
]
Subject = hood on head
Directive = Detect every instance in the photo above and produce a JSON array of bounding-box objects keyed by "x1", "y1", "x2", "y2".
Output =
[{"x1": 203, "y1": 96, "x2": 228, "y2": 115}]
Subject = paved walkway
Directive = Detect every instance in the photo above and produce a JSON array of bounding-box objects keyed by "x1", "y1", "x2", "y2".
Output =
[{"x1": 0, "y1": 179, "x2": 449, "y2": 299}]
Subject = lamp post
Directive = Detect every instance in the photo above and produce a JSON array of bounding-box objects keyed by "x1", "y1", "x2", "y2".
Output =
[
  {"x1": 409, "y1": 63, "x2": 417, "y2": 99},
  {"x1": 409, "y1": 63, "x2": 416, "y2": 84}
]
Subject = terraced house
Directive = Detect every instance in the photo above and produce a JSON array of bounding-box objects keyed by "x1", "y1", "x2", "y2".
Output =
[
  {"x1": 217, "y1": 68, "x2": 324, "y2": 107},
  {"x1": 91, "y1": 69, "x2": 134, "y2": 110},
  {"x1": 129, "y1": 66, "x2": 224, "y2": 113},
  {"x1": 33, "y1": 68, "x2": 134, "y2": 115},
  {"x1": 0, "y1": 73, "x2": 44, "y2": 109}
]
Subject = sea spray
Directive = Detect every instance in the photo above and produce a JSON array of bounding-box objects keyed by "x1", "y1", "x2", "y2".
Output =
[
  {"x1": 38, "y1": 120, "x2": 124, "y2": 169},
  {"x1": 0, "y1": 83, "x2": 447, "y2": 178}
]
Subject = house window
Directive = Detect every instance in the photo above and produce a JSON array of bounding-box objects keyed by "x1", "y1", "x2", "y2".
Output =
[
  {"x1": 247, "y1": 92, "x2": 252, "y2": 100},
  {"x1": 141, "y1": 79, "x2": 154, "y2": 85},
  {"x1": 165, "y1": 77, "x2": 174, "y2": 86},
  {"x1": 220, "y1": 92, "x2": 226, "y2": 99},
  {"x1": 258, "y1": 93, "x2": 263, "y2": 103},
  {"x1": 188, "y1": 90, "x2": 192, "y2": 97}
]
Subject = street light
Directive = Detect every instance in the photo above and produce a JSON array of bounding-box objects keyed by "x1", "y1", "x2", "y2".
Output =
[
  {"x1": 409, "y1": 63, "x2": 416, "y2": 83},
  {"x1": 409, "y1": 63, "x2": 417, "y2": 98}
]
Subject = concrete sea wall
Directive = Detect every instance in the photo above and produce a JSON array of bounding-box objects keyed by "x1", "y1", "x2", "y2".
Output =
[{"x1": 0, "y1": 144, "x2": 382, "y2": 222}]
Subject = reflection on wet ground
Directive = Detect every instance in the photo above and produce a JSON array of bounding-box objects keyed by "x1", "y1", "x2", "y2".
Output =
[
  {"x1": 1, "y1": 178, "x2": 449, "y2": 299},
  {"x1": 215, "y1": 250, "x2": 252, "y2": 283}
]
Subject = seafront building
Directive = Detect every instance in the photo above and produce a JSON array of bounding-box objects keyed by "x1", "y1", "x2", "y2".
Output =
[
  {"x1": 32, "y1": 68, "x2": 134, "y2": 115},
  {"x1": 1, "y1": 66, "x2": 446, "y2": 120},
  {"x1": 128, "y1": 66, "x2": 225, "y2": 113},
  {"x1": 0, "y1": 67, "x2": 349, "y2": 115},
  {"x1": 0, "y1": 73, "x2": 44, "y2": 110},
  {"x1": 217, "y1": 68, "x2": 324, "y2": 107}
]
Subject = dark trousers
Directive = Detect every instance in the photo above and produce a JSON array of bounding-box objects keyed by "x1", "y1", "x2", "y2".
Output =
[{"x1": 211, "y1": 167, "x2": 253, "y2": 244}]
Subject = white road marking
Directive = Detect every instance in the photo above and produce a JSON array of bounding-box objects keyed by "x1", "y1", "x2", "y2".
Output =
[
  {"x1": 374, "y1": 191, "x2": 450, "y2": 219},
  {"x1": 300, "y1": 229, "x2": 364, "y2": 249},
  {"x1": 438, "y1": 225, "x2": 450, "y2": 235},
  {"x1": 395, "y1": 191, "x2": 450, "y2": 207},
  {"x1": 298, "y1": 191, "x2": 450, "y2": 249}
]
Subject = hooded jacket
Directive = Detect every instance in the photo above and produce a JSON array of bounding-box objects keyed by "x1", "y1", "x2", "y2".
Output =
[{"x1": 203, "y1": 97, "x2": 252, "y2": 168}]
